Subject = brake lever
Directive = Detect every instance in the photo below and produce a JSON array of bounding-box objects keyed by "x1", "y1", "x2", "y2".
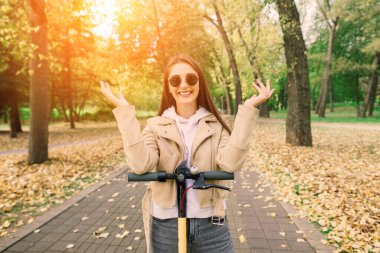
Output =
[{"x1": 192, "y1": 172, "x2": 231, "y2": 191}]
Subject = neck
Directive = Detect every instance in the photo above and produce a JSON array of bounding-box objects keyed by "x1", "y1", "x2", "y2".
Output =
[{"x1": 175, "y1": 103, "x2": 197, "y2": 119}]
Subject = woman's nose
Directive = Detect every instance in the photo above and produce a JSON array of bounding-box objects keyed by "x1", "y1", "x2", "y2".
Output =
[{"x1": 179, "y1": 78, "x2": 188, "y2": 88}]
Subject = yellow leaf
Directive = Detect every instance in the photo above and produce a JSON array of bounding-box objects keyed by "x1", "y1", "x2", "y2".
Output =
[{"x1": 239, "y1": 234, "x2": 246, "y2": 244}]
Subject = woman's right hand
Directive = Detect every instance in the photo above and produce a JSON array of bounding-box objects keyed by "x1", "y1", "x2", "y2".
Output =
[{"x1": 100, "y1": 80, "x2": 129, "y2": 107}]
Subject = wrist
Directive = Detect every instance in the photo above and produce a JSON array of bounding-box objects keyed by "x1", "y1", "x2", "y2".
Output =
[{"x1": 244, "y1": 100, "x2": 258, "y2": 108}]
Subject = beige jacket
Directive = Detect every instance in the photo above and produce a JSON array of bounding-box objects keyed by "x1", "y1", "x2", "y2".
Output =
[{"x1": 112, "y1": 104, "x2": 259, "y2": 252}]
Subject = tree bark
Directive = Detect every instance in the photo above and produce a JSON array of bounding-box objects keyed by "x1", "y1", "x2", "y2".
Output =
[
  {"x1": 276, "y1": 0, "x2": 312, "y2": 146},
  {"x1": 359, "y1": 52, "x2": 379, "y2": 117},
  {"x1": 28, "y1": 0, "x2": 49, "y2": 164},
  {"x1": 205, "y1": 1, "x2": 242, "y2": 114}
]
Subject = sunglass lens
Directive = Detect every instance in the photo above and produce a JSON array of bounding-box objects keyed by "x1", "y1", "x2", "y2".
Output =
[
  {"x1": 186, "y1": 74, "x2": 198, "y2": 85},
  {"x1": 169, "y1": 75, "x2": 181, "y2": 87}
]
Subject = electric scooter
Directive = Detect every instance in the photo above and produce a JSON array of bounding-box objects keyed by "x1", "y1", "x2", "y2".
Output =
[{"x1": 128, "y1": 164, "x2": 234, "y2": 253}]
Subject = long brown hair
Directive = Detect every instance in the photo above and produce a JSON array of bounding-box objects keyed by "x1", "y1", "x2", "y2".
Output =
[{"x1": 158, "y1": 53, "x2": 231, "y2": 135}]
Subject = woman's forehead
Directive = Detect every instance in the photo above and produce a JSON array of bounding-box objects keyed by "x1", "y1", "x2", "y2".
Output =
[{"x1": 169, "y1": 62, "x2": 197, "y2": 75}]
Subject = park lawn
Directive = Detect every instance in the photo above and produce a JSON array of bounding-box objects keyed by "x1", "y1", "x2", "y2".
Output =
[
  {"x1": 247, "y1": 119, "x2": 380, "y2": 253},
  {"x1": 0, "y1": 119, "x2": 148, "y2": 152},
  {"x1": 271, "y1": 103, "x2": 380, "y2": 123}
]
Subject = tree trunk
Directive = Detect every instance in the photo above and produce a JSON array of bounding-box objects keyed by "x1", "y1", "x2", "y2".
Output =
[
  {"x1": 359, "y1": 52, "x2": 379, "y2": 117},
  {"x1": 213, "y1": 47, "x2": 233, "y2": 115},
  {"x1": 329, "y1": 79, "x2": 334, "y2": 112},
  {"x1": 317, "y1": 17, "x2": 338, "y2": 117},
  {"x1": 368, "y1": 71, "x2": 378, "y2": 116},
  {"x1": 63, "y1": 39, "x2": 75, "y2": 129},
  {"x1": 207, "y1": 1, "x2": 242, "y2": 114},
  {"x1": 224, "y1": 82, "x2": 232, "y2": 115},
  {"x1": 151, "y1": 0, "x2": 166, "y2": 71},
  {"x1": 235, "y1": 25, "x2": 270, "y2": 118},
  {"x1": 355, "y1": 74, "x2": 361, "y2": 117},
  {"x1": 10, "y1": 100, "x2": 18, "y2": 138},
  {"x1": 259, "y1": 103, "x2": 270, "y2": 118},
  {"x1": 311, "y1": 83, "x2": 318, "y2": 111},
  {"x1": 276, "y1": 0, "x2": 312, "y2": 146},
  {"x1": 28, "y1": 0, "x2": 49, "y2": 164}
]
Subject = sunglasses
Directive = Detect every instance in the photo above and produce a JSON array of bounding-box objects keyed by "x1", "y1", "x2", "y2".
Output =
[{"x1": 168, "y1": 73, "x2": 199, "y2": 87}]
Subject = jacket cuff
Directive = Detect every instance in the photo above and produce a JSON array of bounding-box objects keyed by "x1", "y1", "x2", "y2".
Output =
[{"x1": 112, "y1": 104, "x2": 136, "y2": 121}]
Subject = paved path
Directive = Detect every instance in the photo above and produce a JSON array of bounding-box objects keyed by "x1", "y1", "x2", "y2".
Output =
[{"x1": 0, "y1": 167, "x2": 335, "y2": 253}]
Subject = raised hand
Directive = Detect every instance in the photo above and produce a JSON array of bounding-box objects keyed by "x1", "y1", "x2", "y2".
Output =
[
  {"x1": 244, "y1": 79, "x2": 275, "y2": 108},
  {"x1": 100, "y1": 80, "x2": 129, "y2": 107}
]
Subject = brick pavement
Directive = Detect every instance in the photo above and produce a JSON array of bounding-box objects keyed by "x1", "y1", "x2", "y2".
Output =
[{"x1": 0, "y1": 167, "x2": 335, "y2": 253}]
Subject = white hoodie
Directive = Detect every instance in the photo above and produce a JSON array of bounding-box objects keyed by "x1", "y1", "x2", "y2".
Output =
[{"x1": 151, "y1": 106, "x2": 220, "y2": 218}]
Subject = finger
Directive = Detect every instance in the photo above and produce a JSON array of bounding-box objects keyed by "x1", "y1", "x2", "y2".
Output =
[
  {"x1": 267, "y1": 89, "x2": 275, "y2": 99},
  {"x1": 118, "y1": 90, "x2": 125, "y2": 101},
  {"x1": 100, "y1": 80, "x2": 106, "y2": 93},
  {"x1": 256, "y1": 79, "x2": 265, "y2": 90},
  {"x1": 266, "y1": 79, "x2": 271, "y2": 93},
  {"x1": 252, "y1": 82, "x2": 261, "y2": 92}
]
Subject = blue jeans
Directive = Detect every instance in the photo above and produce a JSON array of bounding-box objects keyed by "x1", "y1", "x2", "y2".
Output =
[{"x1": 151, "y1": 216, "x2": 234, "y2": 253}]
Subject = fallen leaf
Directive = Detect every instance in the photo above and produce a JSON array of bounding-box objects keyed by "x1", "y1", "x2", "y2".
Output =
[{"x1": 239, "y1": 235, "x2": 246, "y2": 243}]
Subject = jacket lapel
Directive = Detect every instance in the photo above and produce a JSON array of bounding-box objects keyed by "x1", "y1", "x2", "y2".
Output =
[
  {"x1": 191, "y1": 115, "x2": 217, "y2": 155},
  {"x1": 156, "y1": 117, "x2": 184, "y2": 155}
]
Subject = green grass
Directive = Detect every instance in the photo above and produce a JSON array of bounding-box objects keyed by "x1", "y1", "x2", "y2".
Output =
[{"x1": 271, "y1": 102, "x2": 380, "y2": 123}]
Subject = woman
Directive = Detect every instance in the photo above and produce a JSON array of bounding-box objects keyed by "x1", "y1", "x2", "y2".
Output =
[{"x1": 100, "y1": 53, "x2": 274, "y2": 252}]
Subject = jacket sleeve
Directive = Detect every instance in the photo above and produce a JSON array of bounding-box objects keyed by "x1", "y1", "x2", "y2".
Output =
[
  {"x1": 215, "y1": 104, "x2": 259, "y2": 172},
  {"x1": 112, "y1": 105, "x2": 159, "y2": 174}
]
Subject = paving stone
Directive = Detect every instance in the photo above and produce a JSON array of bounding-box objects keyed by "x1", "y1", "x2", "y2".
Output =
[
  {"x1": 247, "y1": 238, "x2": 270, "y2": 249},
  {"x1": 73, "y1": 242, "x2": 92, "y2": 253},
  {"x1": 47, "y1": 241, "x2": 71, "y2": 251},
  {"x1": 245, "y1": 229, "x2": 266, "y2": 239},
  {"x1": 288, "y1": 239, "x2": 315, "y2": 251},
  {"x1": 268, "y1": 239, "x2": 292, "y2": 251},
  {"x1": 23, "y1": 232, "x2": 49, "y2": 242},
  {"x1": 39, "y1": 233, "x2": 65, "y2": 242},
  {"x1": 6, "y1": 241, "x2": 34, "y2": 252},
  {"x1": 260, "y1": 222, "x2": 281, "y2": 231},
  {"x1": 264, "y1": 230, "x2": 287, "y2": 240},
  {"x1": 25, "y1": 241, "x2": 55, "y2": 252}
]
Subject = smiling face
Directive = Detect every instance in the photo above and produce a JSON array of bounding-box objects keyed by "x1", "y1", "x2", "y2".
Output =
[{"x1": 168, "y1": 62, "x2": 200, "y2": 110}]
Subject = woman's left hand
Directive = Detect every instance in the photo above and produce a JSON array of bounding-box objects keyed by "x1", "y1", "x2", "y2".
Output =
[{"x1": 244, "y1": 79, "x2": 275, "y2": 108}]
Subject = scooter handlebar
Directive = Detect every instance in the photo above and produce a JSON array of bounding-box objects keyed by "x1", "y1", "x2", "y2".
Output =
[{"x1": 128, "y1": 171, "x2": 234, "y2": 182}]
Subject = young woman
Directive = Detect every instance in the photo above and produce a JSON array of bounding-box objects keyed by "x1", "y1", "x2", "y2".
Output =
[{"x1": 100, "y1": 53, "x2": 274, "y2": 253}]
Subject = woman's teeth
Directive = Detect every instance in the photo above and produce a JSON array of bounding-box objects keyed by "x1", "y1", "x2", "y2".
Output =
[{"x1": 178, "y1": 91, "x2": 191, "y2": 95}]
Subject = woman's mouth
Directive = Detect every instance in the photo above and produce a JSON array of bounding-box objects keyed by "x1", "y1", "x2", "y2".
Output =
[{"x1": 178, "y1": 91, "x2": 192, "y2": 97}]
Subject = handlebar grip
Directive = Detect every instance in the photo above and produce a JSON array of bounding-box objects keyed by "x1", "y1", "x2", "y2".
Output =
[
  {"x1": 203, "y1": 171, "x2": 234, "y2": 180},
  {"x1": 128, "y1": 172, "x2": 159, "y2": 182}
]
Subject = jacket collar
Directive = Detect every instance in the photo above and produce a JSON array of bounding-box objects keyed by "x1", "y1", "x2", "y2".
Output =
[{"x1": 158, "y1": 114, "x2": 218, "y2": 125}]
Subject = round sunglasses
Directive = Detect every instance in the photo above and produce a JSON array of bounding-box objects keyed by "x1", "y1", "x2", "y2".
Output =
[{"x1": 168, "y1": 73, "x2": 199, "y2": 87}]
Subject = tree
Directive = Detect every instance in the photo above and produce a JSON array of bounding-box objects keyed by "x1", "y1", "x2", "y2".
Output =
[
  {"x1": 46, "y1": 0, "x2": 96, "y2": 128},
  {"x1": 315, "y1": 0, "x2": 340, "y2": 117},
  {"x1": 28, "y1": 0, "x2": 49, "y2": 163},
  {"x1": 204, "y1": 0, "x2": 242, "y2": 114},
  {"x1": 276, "y1": 0, "x2": 312, "y2": 146},
  {"x1": 0, "y1": 0, "x2": 29, "y2": 138}
]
